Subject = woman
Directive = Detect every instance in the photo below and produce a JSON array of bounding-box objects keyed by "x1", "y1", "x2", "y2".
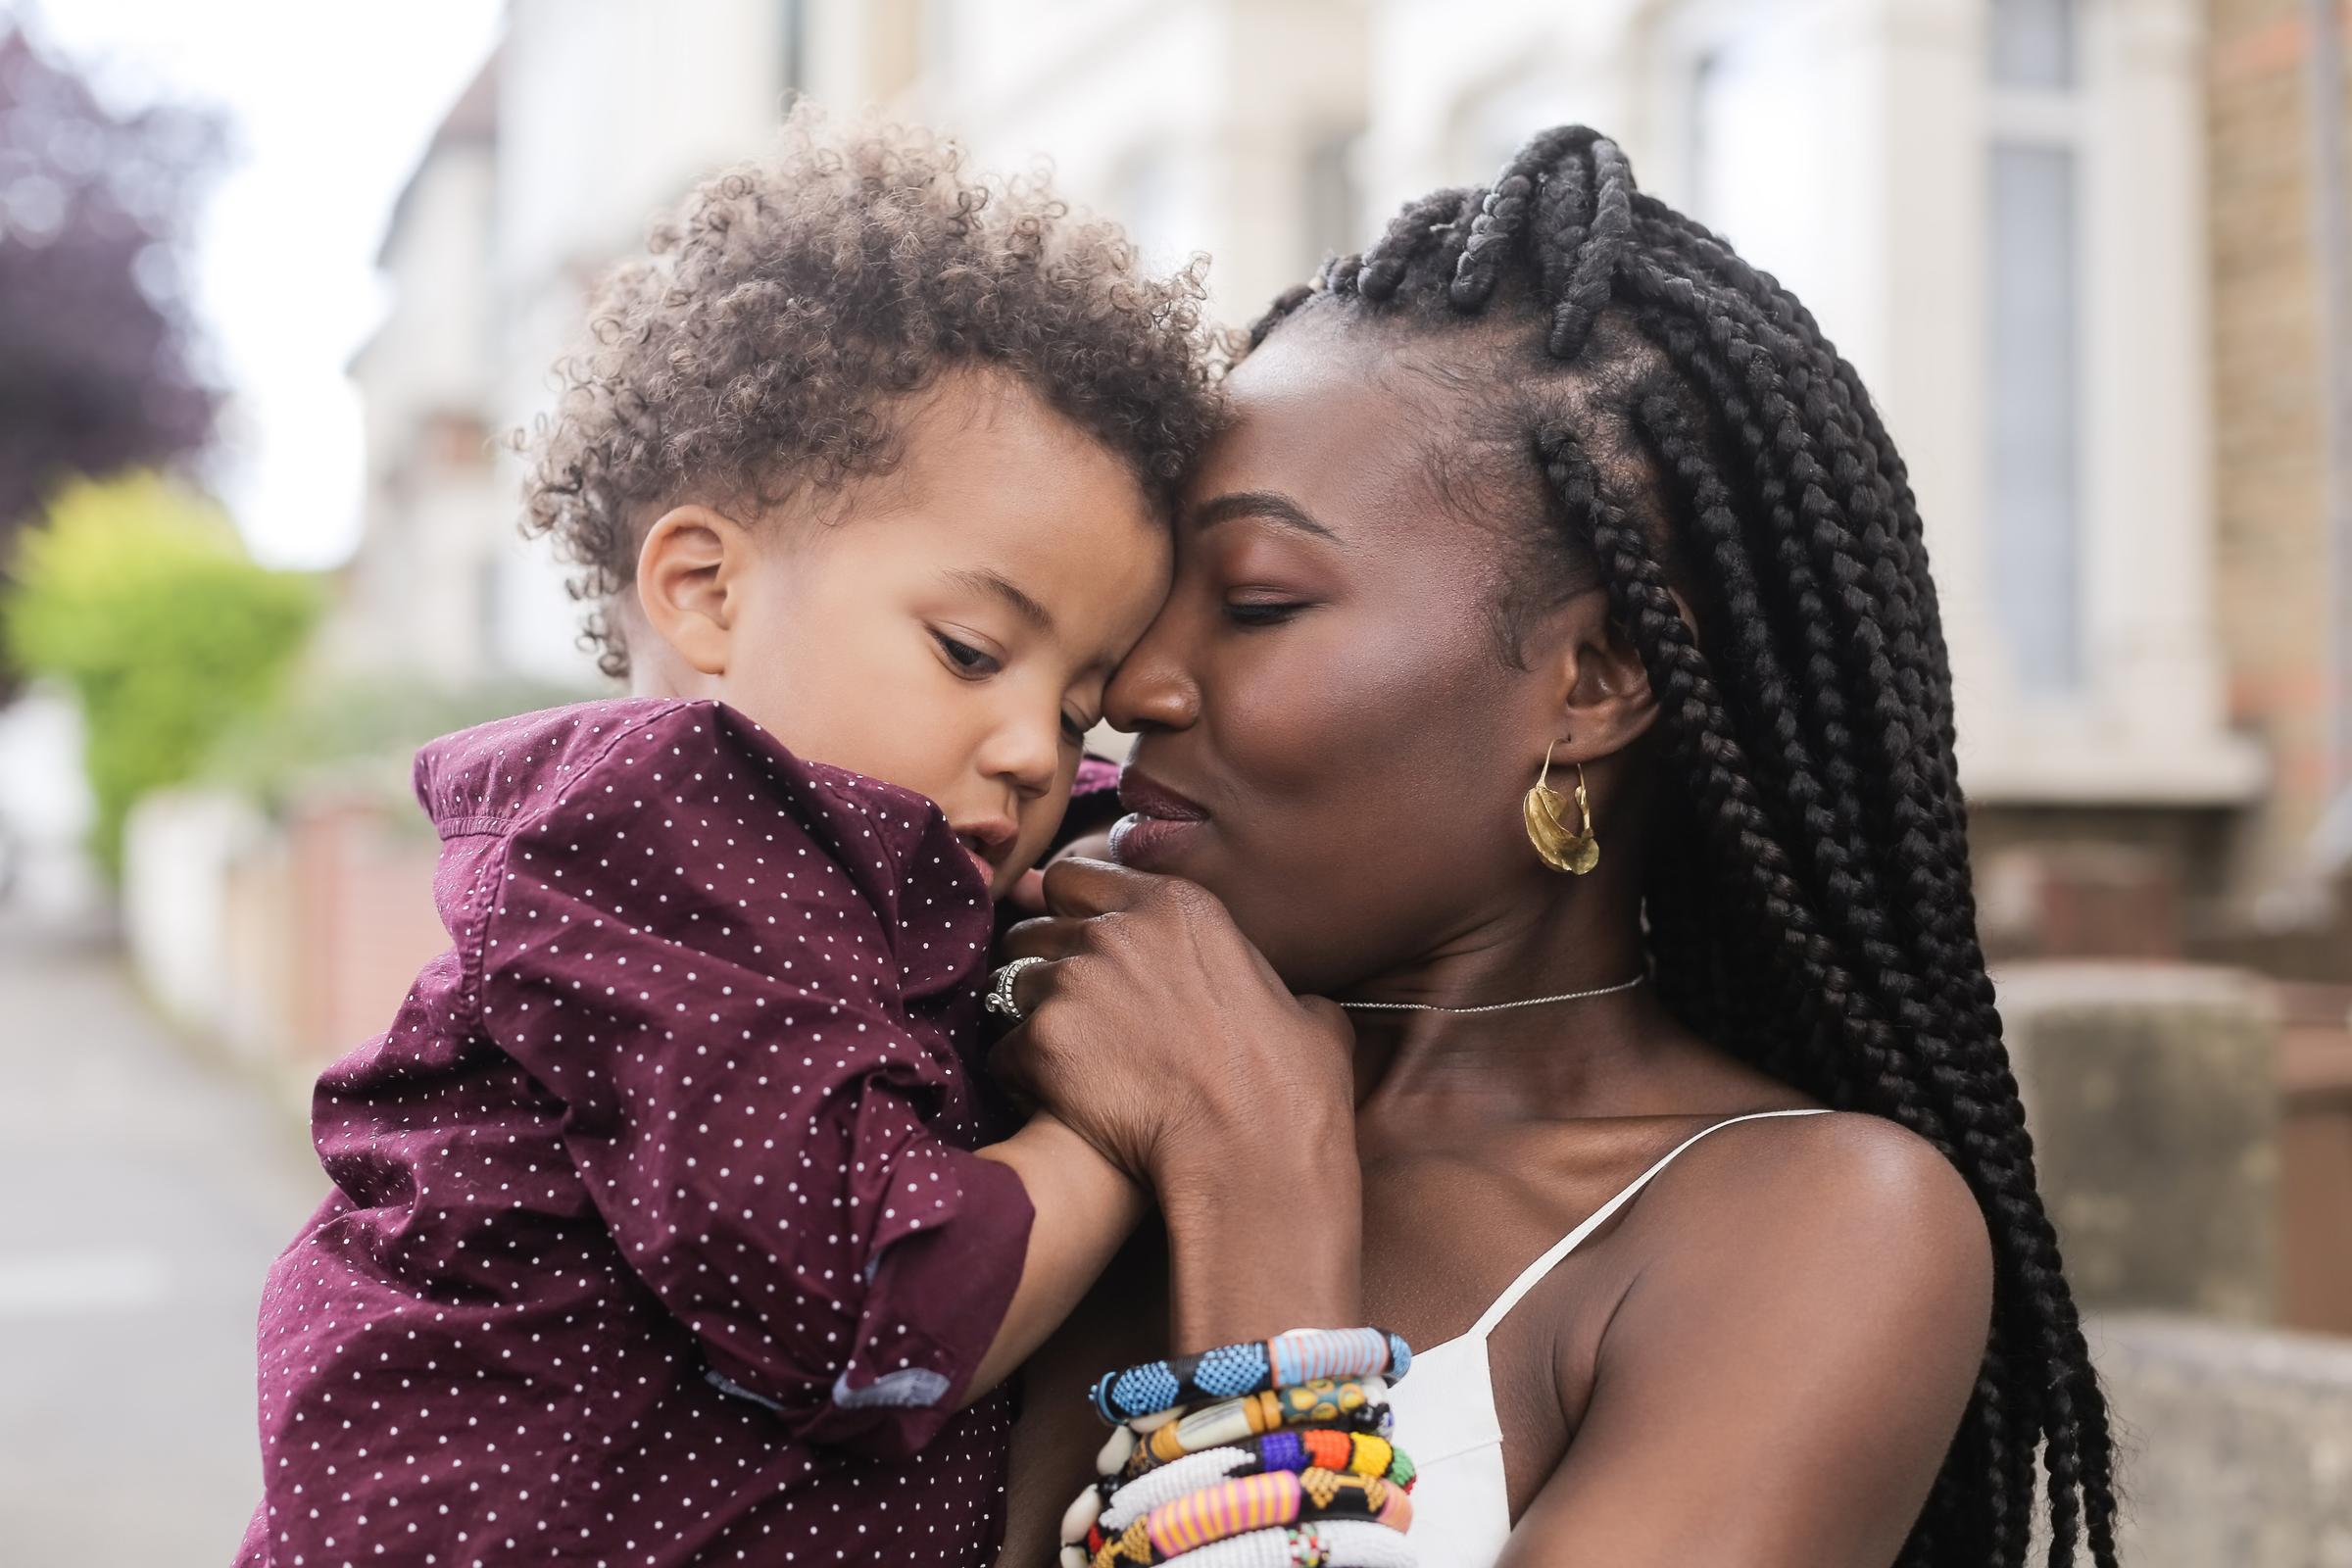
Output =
[{"x1": 990, "y1": 127, "x2": 2119, "y2": 1566}]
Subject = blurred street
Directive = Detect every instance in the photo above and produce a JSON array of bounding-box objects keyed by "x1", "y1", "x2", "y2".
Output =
[{"x1": 0, "y1": 909, "x2": 324, "y2": 1565}]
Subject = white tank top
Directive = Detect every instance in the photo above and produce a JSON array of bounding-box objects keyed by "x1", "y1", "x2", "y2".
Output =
[{"x1": 1385, "y1": 1107, "x2": 1833, "y2": 1566}]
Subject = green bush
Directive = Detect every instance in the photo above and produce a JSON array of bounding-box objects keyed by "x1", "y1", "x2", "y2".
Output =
[{"x1": 4, "y1": 472, "x2": 319, "y2": 877}]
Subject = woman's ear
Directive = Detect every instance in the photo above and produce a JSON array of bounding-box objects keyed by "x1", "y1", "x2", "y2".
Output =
[
  {"x1": 636, "y1": 505, "x2": 744, "y2": 677},
  {"x1": 1547, "y1": 587, "x2": 1665, "y2": 765}
]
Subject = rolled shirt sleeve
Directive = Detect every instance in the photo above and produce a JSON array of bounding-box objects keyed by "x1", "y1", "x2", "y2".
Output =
[{"x1": 469, "y1": 701, "x2": 1033, "y2": 1458}]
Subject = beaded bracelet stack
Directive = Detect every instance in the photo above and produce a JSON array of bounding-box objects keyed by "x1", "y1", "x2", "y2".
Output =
[
  {"x1": 1094, "y1": 1328, "x2": 1413, "y2": 1424},
  {"x1": 1063, "y1": 1328, "x2": 1418, "y2": 1568}
]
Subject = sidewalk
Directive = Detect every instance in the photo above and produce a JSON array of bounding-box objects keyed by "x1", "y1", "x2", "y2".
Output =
[{"x1": 0, "y1": 908, "x2": 325, "y2": 1565}]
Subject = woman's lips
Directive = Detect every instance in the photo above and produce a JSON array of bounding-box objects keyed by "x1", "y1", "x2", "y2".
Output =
[
  {"x1": 1108, "y1": 768, "x2": 1209, "y2": 869},
  {"x1": 1106, "y1": 811, "x2": 1203, "y2": 869}
]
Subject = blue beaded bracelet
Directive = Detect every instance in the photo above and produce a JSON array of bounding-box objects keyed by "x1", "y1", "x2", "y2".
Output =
[{"x1": 1092, "y1": 1327, "x2": 1414, "y2": 1425}]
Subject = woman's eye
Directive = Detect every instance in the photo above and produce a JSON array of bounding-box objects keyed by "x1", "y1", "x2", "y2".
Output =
[
  {"x1": 933, "y1": 631, "x2": 999, "y2": 676},
  {"x1": 1223, "y1": 599, "x2": 1306, "y2": 627}
]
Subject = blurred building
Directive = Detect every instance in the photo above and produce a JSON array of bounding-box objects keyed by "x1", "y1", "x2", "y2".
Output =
[
  {"x1": 335, "y1": 55, "x2": 518, "y2": 685},
  {"x1": 335, "y1": 0, "x2": 2346, "y2": 952}
]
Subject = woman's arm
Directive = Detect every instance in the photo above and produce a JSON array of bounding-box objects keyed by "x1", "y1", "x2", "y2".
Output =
[
  {"x1": 993, "y1": 858, "x2": 1366, "y2": 1349},
  {"x1": 988, "y1": 858, "x2": 1366, "y2": 1563},
  {"x1": 1500, "y1": 1114, "x2": 1992, "y2": 1567}
]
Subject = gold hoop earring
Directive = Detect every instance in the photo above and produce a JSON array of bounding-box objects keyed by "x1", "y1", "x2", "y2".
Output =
[{"x1": 1524, "y1": 742, "x2": 1599, "y2": 874}]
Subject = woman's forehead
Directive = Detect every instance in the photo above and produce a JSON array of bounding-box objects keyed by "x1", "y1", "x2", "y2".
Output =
[
  {"x1": 1192, "y1": 335, "x2": 1434, "y2": 505},
  {"x1": 1188, "y1": 324, "x2": 1516, "y2": 556}
]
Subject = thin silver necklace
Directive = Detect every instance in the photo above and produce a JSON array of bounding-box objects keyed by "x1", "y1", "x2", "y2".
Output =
[{"x1": 1337, "y1": 971, "x2": 1648, "y2": 1015}]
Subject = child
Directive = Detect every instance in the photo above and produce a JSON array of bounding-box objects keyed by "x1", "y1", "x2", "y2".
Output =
[{"x1": 236, "y1": 114, "x2": 1218, "y2": 1567}]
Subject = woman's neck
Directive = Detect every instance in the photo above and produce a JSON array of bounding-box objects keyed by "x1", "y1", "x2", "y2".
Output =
[{"x1": 1339, "y1": 888, "x2": 1711, "y2": 1128}]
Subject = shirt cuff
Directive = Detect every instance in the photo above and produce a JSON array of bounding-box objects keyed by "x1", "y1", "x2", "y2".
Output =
[{"x1": 810, "y1": 1149, "x2": 1035, "y2": 1456}]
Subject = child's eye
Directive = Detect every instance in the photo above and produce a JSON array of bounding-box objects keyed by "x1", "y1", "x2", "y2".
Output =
[
  {"x1": 933, "y1": 631, "x2": 1000, "y2": 677},
  {"x1": 1223, "y1": 598, "x2": 1307, "y2": 628},
  {"x1": 1060, "y1": 710, "x2": 1093, "y2": 746}
]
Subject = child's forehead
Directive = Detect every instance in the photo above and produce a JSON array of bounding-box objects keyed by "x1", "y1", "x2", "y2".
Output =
[{"x1": 898, "y1": 495, "x2": 1170, "y2": 638}]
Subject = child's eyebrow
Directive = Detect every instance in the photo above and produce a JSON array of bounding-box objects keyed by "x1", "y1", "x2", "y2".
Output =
[{"x1": 944, "y1": 567, "x2": 1055, "y2": 635}]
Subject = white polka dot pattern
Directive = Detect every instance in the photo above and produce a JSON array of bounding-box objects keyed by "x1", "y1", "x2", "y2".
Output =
[{"x1": 233, "y1": 699, "x2": 1034, "y2": 1567}]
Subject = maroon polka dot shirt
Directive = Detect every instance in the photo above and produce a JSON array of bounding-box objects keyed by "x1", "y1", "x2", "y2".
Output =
[{"x1": 236, "y1": 699, "x2": 1059, "y2": 1567}]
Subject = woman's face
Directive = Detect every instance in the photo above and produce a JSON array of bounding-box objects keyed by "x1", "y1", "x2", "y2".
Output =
[{"x1": 1103, "y1": 315, "x2": 1575, "y2": 995}]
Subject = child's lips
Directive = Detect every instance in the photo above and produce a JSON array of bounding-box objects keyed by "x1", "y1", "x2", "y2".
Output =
[
  {"x1": 951, "y1": 814, "x2": 1017, "y2": 893},
  {"x1": 953, "y1": 831, "x2": 1004, "y2": 890}
]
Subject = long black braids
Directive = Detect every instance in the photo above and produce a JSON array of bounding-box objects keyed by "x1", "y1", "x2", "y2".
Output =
[{"x1": 1247, "y1": 126, "x2": 2119, "y2": 1568}]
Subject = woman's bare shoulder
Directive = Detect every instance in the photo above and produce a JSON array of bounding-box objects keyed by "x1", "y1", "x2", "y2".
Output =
[
  {"x1": 1497, "y1": 1111, "x2": 1992, "y2": 1562},
  {"x1": 1652, "y1": 1109, "x2": 1987, "y2": 1280},
  {"x1": 1607, "y1": 1107, "x2": 1994, "y2": 1370}
]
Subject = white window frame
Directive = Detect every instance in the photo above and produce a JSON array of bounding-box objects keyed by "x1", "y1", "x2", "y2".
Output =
[
  {"x1": 1984, "y1": 3, "x2": 2093, "y2": 698},
  {"x1": 1633, "y1": 0, "x2": 2259, "y2": 805}
]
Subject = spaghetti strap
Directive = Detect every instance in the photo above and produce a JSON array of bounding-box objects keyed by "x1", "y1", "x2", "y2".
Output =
[{"x1": 1463, "y1": 1107, "x2": 1833, "y2": 1342}]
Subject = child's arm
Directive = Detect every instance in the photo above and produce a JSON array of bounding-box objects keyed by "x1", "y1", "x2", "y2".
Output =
[
  {"x1": 465, "y1": 705, "x2": 1119, "y2": 1459},
  {"x1": 966, "y1": 1113, "x2": 1146, "y2": 1404}
]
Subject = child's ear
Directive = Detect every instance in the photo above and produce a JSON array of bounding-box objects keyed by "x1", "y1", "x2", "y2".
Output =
[{"x1": 636, "y1": 506, "x2": 743, "y2": 676}]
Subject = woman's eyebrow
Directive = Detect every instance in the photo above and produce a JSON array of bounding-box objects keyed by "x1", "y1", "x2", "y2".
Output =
[
  {"x1": 943, "y1": 566, "x2": 1055, "y2": 634},
  {"x1": 1186, "y1": 490, "x2": 1339, "y2": 542}
]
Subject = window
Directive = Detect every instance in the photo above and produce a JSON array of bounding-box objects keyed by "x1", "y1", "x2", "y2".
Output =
[
  {"x1": 1989, "y1": 0, "x2": 2079, "y2": 89},
  {"x1": 780, "y1": 0, "x2": 807, "y2": 99},
  {"x1": 1680, "y1": 9, "x2": 1848, "y2": 349},
  {"x1": 1985, "y1": 0, "x2": 2084, "y2": 692}
]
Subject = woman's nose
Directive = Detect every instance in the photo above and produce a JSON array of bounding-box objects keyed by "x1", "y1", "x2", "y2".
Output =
[{"x1": 1104, "y1": 612, "x2": 1200, "y2": 732}]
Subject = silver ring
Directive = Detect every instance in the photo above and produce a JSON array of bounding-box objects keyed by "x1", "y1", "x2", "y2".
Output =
[{"x1": 984, "y1": 956, "x2": 1048, "y2": 1022}]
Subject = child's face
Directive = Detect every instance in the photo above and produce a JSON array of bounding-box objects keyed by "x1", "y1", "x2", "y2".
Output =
[{"x1": 645, "y1": 372, "x2": 1171, "y2": 899}]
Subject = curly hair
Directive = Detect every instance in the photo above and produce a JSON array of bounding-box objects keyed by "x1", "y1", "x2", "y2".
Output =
[
  {"x1": 518, "y1": 109, "x2": 1220, "y2": 677},
  {"x1": 1250, "y1": 127, "x2": 2120, "y2": 1567}
]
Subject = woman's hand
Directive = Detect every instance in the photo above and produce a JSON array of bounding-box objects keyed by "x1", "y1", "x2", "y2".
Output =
[
  {"x1": 993, "y1": 857, "x2": 1354, "y2": 1185},
  {"x1": 991, "y1": 857, "x2": 1362, "y2": 1346}
]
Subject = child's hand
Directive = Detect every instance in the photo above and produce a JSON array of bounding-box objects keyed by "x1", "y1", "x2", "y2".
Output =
[
  {"x1": 1006, "y1": 868, "x2": 1050, "y2": 916},
  {"x1": 1004, "y1": 828, "x2": 1115, "y2": 916}
]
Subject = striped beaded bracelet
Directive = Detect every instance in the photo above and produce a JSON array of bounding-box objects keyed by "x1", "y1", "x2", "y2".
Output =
[
  {"x1": 1063, "y1": 1431, "x2": 1417, "y2": 1549},
  {"x1": 1089, "y1": 1469, "x2": 1414, "y2": 1568},
  {"x1": 1101, "y1": 1376, "x2": 1394, "y2": 1479},
  {"x1": 1060, "y1": 1520, "x2": 1412, "y2": 1568},
  {"x1": 1094, "y1": 1328, "x2": 1414, "y2": 1425}
]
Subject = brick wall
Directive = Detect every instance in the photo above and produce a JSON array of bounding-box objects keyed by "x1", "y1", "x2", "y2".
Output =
[{"x1": 2207, "y1": 0, "x2": 2348, "y2": 889}]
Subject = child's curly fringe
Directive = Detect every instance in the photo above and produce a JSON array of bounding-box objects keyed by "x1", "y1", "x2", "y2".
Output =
[{"x1": 516, "y1": 107, "x2": 1220, "y2": 678}]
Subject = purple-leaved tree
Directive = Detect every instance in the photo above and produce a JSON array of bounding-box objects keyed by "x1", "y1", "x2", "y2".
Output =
[{"x1": 0, "y1": 24, "x2": 221, "y2": 634}]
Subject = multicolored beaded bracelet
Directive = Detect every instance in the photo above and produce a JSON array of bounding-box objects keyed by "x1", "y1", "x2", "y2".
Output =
[
  {"x1": 1093, "y1": 1328, "x2": 1414, "y2": 1424},
  {"x1": 1062, "y1": 1520, "x2": 1413, "y2": 1568},
  {"x1": 1089, "y1": 1469, "x2": 1414, "y2": 1568},
  {"x1": 1062, "y1": 1431, "x2": 1417, "y2": 1549},
  {"x1": 1103, "y1": 1376, "x2": 1393, "y2": 1479}
]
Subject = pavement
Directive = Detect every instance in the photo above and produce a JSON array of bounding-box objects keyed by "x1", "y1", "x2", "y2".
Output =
[{"x1": 0, "y1": 907, "x2": 327, "y2": 1565}]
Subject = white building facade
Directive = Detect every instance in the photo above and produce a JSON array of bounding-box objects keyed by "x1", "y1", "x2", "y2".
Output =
[
  {"x1": 1346, "y1": 0, "x2": 2257, "y2": 811},
  {"x1": 347, "y1": 0, "x2": 2260, "y2": 846},
  {"x1": 904, "y1": 0, "x2": 2262, "y2": 814}
]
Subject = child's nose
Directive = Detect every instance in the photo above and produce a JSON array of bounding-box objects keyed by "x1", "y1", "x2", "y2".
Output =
[{"x1": 979, "y1": 710, "x2": 1060, "y2": 801}]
